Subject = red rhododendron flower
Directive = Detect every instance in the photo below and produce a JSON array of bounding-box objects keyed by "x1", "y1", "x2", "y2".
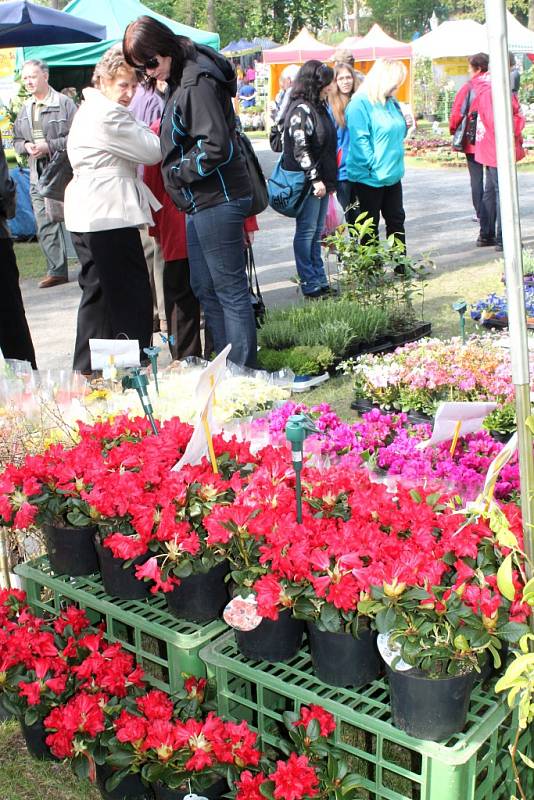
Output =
[
  {"x1": 18, "y1": 680, "x2": 41, "y2": 705},
  {"x1": 136, "y1": 689, "x2": 174, "y2": 721},
  {"x1": 295, "y1": 705, "x2": 336, "y2": 738},
  {"x1": 135, "y1": 557, "x2": 178, "y2": 594},
  {"x1": 270, "y1": 752, "x2": 319, "y2": 800},
  {"x1": 235, "y1": 770, "x2": 266, "y2": 800}
]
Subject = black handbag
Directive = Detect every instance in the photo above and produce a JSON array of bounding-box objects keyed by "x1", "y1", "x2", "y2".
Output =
[
  {"x1": 236, "y1": 130, "x2": 269, "y2": 216},
  {"x1": 269, "y1": 123, "x2": 283, "y2": 153},
  {"x1": 245, "y1": 243, "x2": 265, "y2": 328},
  {"x1": 36, "y1": 149, "x2": 73, "y2": 201},
  {"x1": 452, "y1": 87, "x2": 473, "y2": 152}
]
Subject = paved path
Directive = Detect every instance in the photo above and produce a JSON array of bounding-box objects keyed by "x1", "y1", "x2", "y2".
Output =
[{"x1": 19, "y1": 143, "x2": 534, "y2": 370}]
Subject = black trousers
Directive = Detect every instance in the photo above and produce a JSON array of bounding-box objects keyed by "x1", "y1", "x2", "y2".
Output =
[
  {"x1": 465, "y1": 153, "x2": 484, "y2": 218},
  {"x1": 163, "y1": 258, "x2": 202, "y2": 361},
  {"x1": 0, "y1": 238, "x2": 37, "y2": 368},
  {"x1": 353, "y1": 180, "x2": 406, "y2": 249},
  {"x1": 71, "y1": 228, "x2": 152, "y2": 373}
]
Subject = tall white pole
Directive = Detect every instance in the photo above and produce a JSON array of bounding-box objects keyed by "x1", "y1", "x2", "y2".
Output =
[{"x1": 485, "y1": 1, "x2": 534, "y2": 576}]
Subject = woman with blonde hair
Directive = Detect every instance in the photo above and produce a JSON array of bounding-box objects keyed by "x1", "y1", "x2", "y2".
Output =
[
  {"x1": 64, "y1": 44, "x2": 161, "y2": 372},
  {"x1": 345, "y1": 58, "x2": 407, "y2": 247},
  {"x1": 328, "y1": 62, "x2": 360, "y2": 224}
]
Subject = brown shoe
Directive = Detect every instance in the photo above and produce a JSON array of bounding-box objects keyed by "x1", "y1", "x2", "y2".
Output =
[{"x1": 38, "y1": 276, "x2": 68, "y2": 289}]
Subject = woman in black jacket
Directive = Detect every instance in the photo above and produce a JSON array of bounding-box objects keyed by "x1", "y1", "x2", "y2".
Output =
[
  {"x1": 123, "y1": 16, "x2": 256, "y2": 368},
  {"x1": 283, "y1": 61, "x2": 337, "y2": 298},
  {"x1": 0, "y1": 133, "x2": 36, "y2": 367}
]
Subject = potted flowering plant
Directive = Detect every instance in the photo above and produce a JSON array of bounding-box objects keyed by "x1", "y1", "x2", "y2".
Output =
[
  {"x1": 350, "y1": 336, "x2": 516, "y2": 417},
  {"x1": 0, "y1": 446, "x2": 99, "y2": 575},
  {"x1": 233, "y1": 705, "x2": 362, "y2": 800},
  {"x1": 0, "y1": 602, "x2": 97, "y2": 759},
  {"x1": 0, "y1": 415, "x2": 168, "y2": 577},
  {"x1": 106, "y1": 693, "x2": 262, "y2": 800},
  {"x1": 102, "y1": 438, "x2": 258, "y2": 617},
  {"x1": 44, "y1": 636, "x2": 147, "y2": 799},
  {"x1": 358, "y1": 498, "x2": 532, "y2": 740}
]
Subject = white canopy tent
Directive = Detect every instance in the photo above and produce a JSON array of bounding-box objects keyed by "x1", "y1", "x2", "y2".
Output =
[
  {"x1": 504, "y1": 9, "x2": 534, "y2": 53},
  {"x1": 412, "y1": 19, "x2": 487, "y2": 59}
]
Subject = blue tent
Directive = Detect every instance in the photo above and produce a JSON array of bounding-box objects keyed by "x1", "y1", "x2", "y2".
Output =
[{"x1": 18, "y1": 0, "x2": 219, "y2": 68}]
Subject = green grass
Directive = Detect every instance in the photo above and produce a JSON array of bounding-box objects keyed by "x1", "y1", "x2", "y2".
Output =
[
  {"x1": 0, "y1": 720, "x2": 100, "y2": 800},
  {"x1": 13, "y1": 241, "x2": 46, "y2": 280}
]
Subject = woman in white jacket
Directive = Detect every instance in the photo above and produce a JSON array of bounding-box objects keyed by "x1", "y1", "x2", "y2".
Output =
[{"x1": 65, "y1": 45, "x2": 161, "y2": 373}]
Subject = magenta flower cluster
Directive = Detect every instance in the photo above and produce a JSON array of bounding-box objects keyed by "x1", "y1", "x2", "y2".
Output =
[{"x1": 253, "y1": 403, "x2": 519, "y2": 502}]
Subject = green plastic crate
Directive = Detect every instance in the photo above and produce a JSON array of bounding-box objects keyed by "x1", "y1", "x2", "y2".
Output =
[
  {"x1": 200, "y1": 631, "x2": 533, "y2": 800},
  {"x1": 15, "y1": 556, "x2": 226, "y2": 693}
]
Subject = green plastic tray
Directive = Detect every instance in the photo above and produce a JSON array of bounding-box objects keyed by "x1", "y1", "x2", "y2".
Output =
[
  {"x1": 15, "y1": 556, "x2": 226, "y2": 693},
  {"x1": 200, "y1": 631, "x2": 533, "y2": 800}
]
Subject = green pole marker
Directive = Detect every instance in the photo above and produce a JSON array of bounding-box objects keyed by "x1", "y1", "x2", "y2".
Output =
[
  {"x1": 452, "y1": 300, "x2": 467, "y2": 345},
  {"x1": 122, "y1": 368, "x2": 158, "y2": 435},
  {"x1": 285, "y1": 414, "x2": 321, "y2": 523},
  {"x1": 143, "y1": 346, "x2": 161, "y2": 395}
]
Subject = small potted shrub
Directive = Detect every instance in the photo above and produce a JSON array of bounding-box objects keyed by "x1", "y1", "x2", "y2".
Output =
[{"x1": 234, "y1": 705, "x2": 363, "y2": 800}]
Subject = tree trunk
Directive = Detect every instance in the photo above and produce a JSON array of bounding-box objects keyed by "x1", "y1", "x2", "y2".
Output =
[
  {"x1": 207, "y1": 0, "x2": 217, "y2": 32},
  {"x1": 529, "y1": 0, "x2": 534, "y2": 31},
  {"x1": 353, "y1": 0, "x2": 359, "y2": 36}
]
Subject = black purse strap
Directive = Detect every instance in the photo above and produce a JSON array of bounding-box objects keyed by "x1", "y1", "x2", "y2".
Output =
[{"x1": 245, "y1": 244, "x2": 263, "y2": 302}]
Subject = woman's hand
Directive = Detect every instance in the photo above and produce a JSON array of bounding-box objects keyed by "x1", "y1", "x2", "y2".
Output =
[{"x1": 312, "y1": 180, "x2": 326, "y2": 198}]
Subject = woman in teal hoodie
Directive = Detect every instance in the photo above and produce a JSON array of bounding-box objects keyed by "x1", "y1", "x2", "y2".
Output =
[{"x1": 346, "y1": 59, "x2": 407, "y2": 248}]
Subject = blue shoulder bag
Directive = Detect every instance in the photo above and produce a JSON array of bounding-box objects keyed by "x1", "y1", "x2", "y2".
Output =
[{"x1": 267, "y1": 156, "x2": 310, "y2": 218}]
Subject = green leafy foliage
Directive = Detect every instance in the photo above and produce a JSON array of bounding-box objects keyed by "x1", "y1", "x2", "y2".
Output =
[
  {"x1": 258, "y1": 298, "x2": 394, "y2": 357},
  {"x1": 258, "y1": 345, "x2": 334, "y2": 376}
]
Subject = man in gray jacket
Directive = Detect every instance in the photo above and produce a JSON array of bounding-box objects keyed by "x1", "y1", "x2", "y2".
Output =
[{"x1": 13, "y1": 60, "x2": 76, "y2": 288}]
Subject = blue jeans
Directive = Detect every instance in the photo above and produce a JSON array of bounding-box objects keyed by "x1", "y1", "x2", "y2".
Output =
[
  {"x1": 186, "y1": 196, "x2": 257, "y2": 368},
  {"x1": 293, "y1": 192, "x2": 329, "y2": 295}
]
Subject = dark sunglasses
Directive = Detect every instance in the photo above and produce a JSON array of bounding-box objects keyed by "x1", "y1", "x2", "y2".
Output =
[{"x1": 138, "y1": 56, "x2": 159, "y2": 73}]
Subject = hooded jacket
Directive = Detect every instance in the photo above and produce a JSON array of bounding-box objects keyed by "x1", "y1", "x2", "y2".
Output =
[
  {"x1": 471, "y1": 73, "x2": 525, "y2": 168},
  {"x1": 160, "y1": 45, "x2": 251, "y2": 214}
]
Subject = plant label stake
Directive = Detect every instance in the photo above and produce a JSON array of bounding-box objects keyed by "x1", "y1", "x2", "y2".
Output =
[
  {"x1": 449, "y1": 421, "x2": 462, "y2": 456},
  {"x1": 452, "y1": 300, "x2": 467, "y2": 345},
  {"x1": 143, "y1": 346, "x2": 161, "y2": 395},
  {"x1": 122, "y1": 369, "x2": 158, "y2": 435},
  {"x1": 285, "y1": 414, "x2": 320, "y2": 523}
]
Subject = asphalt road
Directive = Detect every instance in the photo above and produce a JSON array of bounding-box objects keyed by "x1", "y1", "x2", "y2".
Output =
[{"x1": 18, "y1": 140, "x2": 534, "y2": 370}]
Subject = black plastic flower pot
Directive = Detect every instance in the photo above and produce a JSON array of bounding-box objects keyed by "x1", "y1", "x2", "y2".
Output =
[
  {"x1": 20, "y1": 718, "x2": 58, "y2": 761},
  {"x1": 307, "y1": 623, "x2": 381, "y2": 688},
  {"x1": 43, "y1": 523, "x2": 99, "y2": 576},
  {"x1": 95, "y1": 762, "x2": 153, "y2": 800},
  {"x1": 152, "y1": 777, "x2": 228, "y2": 800},
  {"x1": 235, "y1": 609, "x2": 305, "y2": 663},
  {"x1": 386, "y1": 665, "x2": 475, "y2": 741},
  {"x1": 350, "y1": 398, "x2": 380, "y2": 414},
  {"x1": 95, "y1": 538, "x2": 151, "y2": 601},
  {"x1": 165, "y1": 561, "x2": 229, "y2": 622}
]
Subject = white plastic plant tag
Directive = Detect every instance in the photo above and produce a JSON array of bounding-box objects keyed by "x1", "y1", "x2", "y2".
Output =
[
  {"x1": 416, "y1": 401, "x2": 497, "y2": 449},
  {"x1": 183, "y1": 795, "x2": 209, "y2": 800},
  {"x1": 89, "y1": 338, "x2": 140, "y2": 370},
  {"x1": 377, "y1": 633, "x2": 412, "y2": 671},
  {"x1": 223, "y1": 594, "x2": 263, "y2": 631}
]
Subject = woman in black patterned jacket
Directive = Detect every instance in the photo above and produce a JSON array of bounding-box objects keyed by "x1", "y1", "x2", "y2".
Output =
[{"x1": 282, "y1": 61, "x2": 337, "y2": 298}]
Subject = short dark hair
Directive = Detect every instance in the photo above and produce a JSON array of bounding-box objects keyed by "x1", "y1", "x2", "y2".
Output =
[
  {"x1": 290, "y1": 60, "x2": 334, "y2": 106},
  {"x1": 469, "y1": 53, "x2": 489, "y2": 73},
  {"x1": 123, "y1": 15, "x2": 196, "y2": 86}
]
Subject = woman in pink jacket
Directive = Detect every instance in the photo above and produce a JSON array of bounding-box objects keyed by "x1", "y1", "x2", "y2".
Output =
[
  {"x1": 449, "y1": 53, "x2": 488, "y2": 223},
  {"x1": 471, "y1": 70, "x2": 525, "y2": 250}
]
